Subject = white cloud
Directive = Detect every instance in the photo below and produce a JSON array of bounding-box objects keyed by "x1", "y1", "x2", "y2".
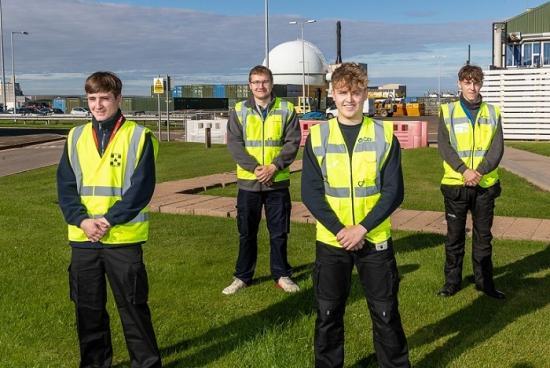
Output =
[{"x1": 3, "y1": 0, "x2": 493, "y2": 95}]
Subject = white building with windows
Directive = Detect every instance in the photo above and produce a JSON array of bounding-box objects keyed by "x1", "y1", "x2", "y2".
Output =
[{"x1": 487, "y1": 1, "x2": 550, "y2": 140}]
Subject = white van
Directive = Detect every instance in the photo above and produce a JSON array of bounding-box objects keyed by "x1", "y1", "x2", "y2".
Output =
[{"x1": 325, "y1": 98, "x2": 375, "y2": 119}]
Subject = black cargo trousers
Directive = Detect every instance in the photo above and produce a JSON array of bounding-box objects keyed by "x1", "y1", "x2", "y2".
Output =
[
  {"x1": 313, "y1": 240, "x2": 410, "y2": 368},
  {"x1": 234, "y1": 188, "x2": 292, "y2": 284},
  {"x1": 69, "y1": 246, "x2": 161, "y2": 368},
  {"x1": 441, "y1": 182, "x2": 502, "y2": 291}
]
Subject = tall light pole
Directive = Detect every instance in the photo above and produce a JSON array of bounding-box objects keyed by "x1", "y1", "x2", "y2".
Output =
[
  {"x1": 0, "y1": 0, "x2": 6, "y2": 111},
  {"x1": 264, "y1": 0, "x2": 269, "y2": 68},
  {"x1": 289, "y1": 19, "x2": 316, "y2": 113},
  {"x1": 10, "y1": 31, "x2": 28, "y2": 113}
]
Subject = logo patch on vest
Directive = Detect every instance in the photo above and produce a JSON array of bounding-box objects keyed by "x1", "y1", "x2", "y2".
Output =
[
  {"x1": 110, "y1": 153, "x2": 122, "y2": 167},
  {"x1": 357, "y1": 137, "x2": 372, "y2": 143}
]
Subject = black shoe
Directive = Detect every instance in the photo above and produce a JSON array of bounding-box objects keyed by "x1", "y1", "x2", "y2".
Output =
[
  {"x1": 476, "y1": 286, "x2": 506, "y2": 300},
  {"x1": 437, "y1": 285, "x2": 460, "y2": 297}
]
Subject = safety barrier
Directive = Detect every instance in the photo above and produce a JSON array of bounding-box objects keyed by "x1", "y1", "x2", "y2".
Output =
[
  {"x1": 393, "y1": 121, "x2": 428, "y2": 149},
  {"x1": 299, "y1": 120, "x2": 325, "y2": 146}
]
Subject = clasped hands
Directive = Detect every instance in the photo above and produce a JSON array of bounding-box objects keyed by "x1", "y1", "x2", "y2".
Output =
[
  {"x1": 336, "y1": 224, "x2": 367, "y2": 251},
  {"x1": 80, "y1": 217, "x2": 111, "y2": 242},
  {"x1": 254, "y1": 164, "x2": 277, "y2": 186},
  {"x1": 463, "y1": 169, "x2": 482, "y2": 187}
]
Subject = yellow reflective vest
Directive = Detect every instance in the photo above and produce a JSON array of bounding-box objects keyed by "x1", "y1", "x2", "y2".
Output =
[
  {"x1": 66, "y1": 120, "x2": 158, "y2": 244},
  {"x1": 441, "y1": 101, "x2": 500, "y2": 188},
  {"x1": 309, "y1": 117, "x2": 393, "y2": 247},
  {"x1": 234, "y1": 97, "x2": 294, "y2": 182}
]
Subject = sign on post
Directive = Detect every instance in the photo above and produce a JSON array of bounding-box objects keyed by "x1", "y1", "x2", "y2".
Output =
[{"x1": 153, "y1": 77, "x2": 165, "y2": 94}]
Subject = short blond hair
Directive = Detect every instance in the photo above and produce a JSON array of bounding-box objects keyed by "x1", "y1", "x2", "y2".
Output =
[{"x1": 331, "y1": 63, "x2": 368, "y2": 91}]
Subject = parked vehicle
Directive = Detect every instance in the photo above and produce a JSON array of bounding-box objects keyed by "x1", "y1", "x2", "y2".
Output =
[
  {"x1": 300, "y1": 111, "x2": 326, "y2": 120},
  {"x1": 325, "y1": 98, "x2": 376, "y2": 119},
  {"x1": 70, "y1": 107, "x2": 90, "y2": 116}
]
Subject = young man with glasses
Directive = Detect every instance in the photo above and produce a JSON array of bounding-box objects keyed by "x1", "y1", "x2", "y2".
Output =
[{"x1": 223, "y1": 65, "x2": 301, "y2": 295}]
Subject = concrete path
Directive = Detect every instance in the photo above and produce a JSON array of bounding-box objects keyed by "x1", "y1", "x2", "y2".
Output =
[
  {"x1": 0, "y1": 140, "x2": 65, "y2": 177},
  {"x1": 150, "y1": 160, "x2": 550, "y2": 243},
  {"x1": 500, "y1": 146, "x2": 550, "y2": 191}
]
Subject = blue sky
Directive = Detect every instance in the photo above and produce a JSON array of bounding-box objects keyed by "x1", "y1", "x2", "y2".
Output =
[{"x1": 1, "y1": 0, "x2": 544, "y2": 96}]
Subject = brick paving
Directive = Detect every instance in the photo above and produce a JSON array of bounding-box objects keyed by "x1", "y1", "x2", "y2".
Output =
[{"x1": 150, "y1": 160, "x2": 550, "y2": 243}]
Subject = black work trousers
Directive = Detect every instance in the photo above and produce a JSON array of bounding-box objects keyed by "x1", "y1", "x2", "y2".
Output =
[
  {"x1": 441, "y1": 182, "x2": 501, "y2": 291},
  {"x1": 313, "y1": 241, "x2": 410, "y2": 368},
  {"x1": 69, "y1": 246, "x2": 161, "y2": 368},
  {"x1": 234, "y1": 188, "x2": 292, "y2": 284}
]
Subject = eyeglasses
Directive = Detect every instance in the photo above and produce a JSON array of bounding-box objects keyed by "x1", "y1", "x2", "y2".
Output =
[{"x1": 249, "y1": 80, "x2": 271, "y2": 86}]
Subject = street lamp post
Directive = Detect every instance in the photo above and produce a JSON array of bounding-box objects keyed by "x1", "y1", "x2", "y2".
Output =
[
  {"x1": 0, "y1": 0, "x2": 6, "y2": 111},
  {"x1": 10, "y1": 31, "x2": 28, "y2": 113},
  {"x1": 289, "y1": 19, "x2": 316, "y2": 113},
  {"x1": 264, "y1": 0, "x2": 269, "y2": 68}
]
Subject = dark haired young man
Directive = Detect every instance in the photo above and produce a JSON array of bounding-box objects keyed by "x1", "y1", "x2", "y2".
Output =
[
  {"x1": 57, "y1": 71, "x2": 162, "y2": 367},
  {"x1": 437, "y1": 64, "x2": 505, "y2": 300}
]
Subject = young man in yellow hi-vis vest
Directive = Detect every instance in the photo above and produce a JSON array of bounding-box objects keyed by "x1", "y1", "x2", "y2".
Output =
[
  {"x1": 57, "y1": 72, "x2": 161, "y2": 367},
  {"x1": 437, "y1": 65, "x2": 505, "y2": 300},
  {"x1": 223, "y1": 65, "x2": 301, "y2": 295},
  {"x1": 302, "y1": 63, "x2": 410, "y2": 368}
]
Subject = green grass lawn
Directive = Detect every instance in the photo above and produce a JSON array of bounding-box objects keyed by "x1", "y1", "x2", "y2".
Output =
[
  {"x1": 506, "y1": 141, "x2": 550, "y2": 157},
  {"x1": 0, "y1": 145, "x2": 549, "y2": 367},
  {"x1": 206, "y1": 147, "x2": 550, "y2": 219}
]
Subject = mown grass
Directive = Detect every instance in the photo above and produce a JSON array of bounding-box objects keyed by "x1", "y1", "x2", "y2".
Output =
[
  {"x1": 506, "y1": 141, "x2": 550, "y2": 157},
  {"x1": 0, "y1": 143, "x2": 549, "y2": 367},
  {"x1": 206, "y1": 147, "x2": 550, "y2": 219}
]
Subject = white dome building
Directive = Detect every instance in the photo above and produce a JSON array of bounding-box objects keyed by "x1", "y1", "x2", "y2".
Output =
[{"x1": 263, "y1": 40, "x2": 329, "y2": 86}]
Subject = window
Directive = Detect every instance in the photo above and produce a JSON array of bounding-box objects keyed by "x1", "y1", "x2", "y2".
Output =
[
  {"x1": 544, "y1": 42, "x2": 550, "y2": 66},
  {"x1": 523, "y1": 43, "x2": 532, "y2": 66},
  {"x1": 198, "y1": 123, "x2": 203, "y2": 129},
  {"x1": 532, "y1": 42, "x2": 541, "y2": 66},
  {"x1": 506, "y1": 44, "x2": 521, "y2": 66}
]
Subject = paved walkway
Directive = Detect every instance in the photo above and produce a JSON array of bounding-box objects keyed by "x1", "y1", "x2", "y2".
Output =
[
  {"x1": 150, "y1": 160, "x2": 550, "y2": 243},
  {"x1": 500, "y1": 146, "x2": 550, "y2": 191}
]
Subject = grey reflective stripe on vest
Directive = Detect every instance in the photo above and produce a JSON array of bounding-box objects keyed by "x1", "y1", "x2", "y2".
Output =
[
  {"x1": 450, "y1": 117, "x2": 470, "y2": 124},
  {"x1": 355, "y1": 186, "x2": 380, "y2": 197},
  {"x1": 80, "y1": 186, "x2": 123, "y2": 197},
  {"x1": 456, "y1": 149, "x2": 487, "y2": 158},
  {"x1": 486, "y1": 104, "x2": 498, "y2": 128},
  {"x1": 244, "y1": 140, "x2": 263, "y2": 147},
  {"x1": 316, "y1": 122, "x2": 330, "y2": 183},
  {"x1": 373, "y1": 120, "x2": 387, "y2": 190},
  {"x1": 91, "y1": 212, "x2": 149, "y2": 224},
  {"x1": 123, "y1": 125, "x2": 145, "y2": 195},
  {"x1": 279, "y1": 100, "x2": 289, "y2": 128},
  {"x1": 325, "y1": 186, "x2": 350, "y2": 197},
  {"x1": 245, "y1": 138, "x2": 283, "y2": 147},
  {"x1": 447, "y1": 103, "x2": 459, "y2": 151},
  {"x1": 264, "y1": 139, "x2": 283, "y2": 147},
  {"x1": 70, "y1": 125, "x2": 86, "y2": 194}
]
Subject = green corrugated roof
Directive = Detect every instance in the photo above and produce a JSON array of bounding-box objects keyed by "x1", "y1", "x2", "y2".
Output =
[{"x1": 506, "y1": 1, "x2": 550, "y2": 33}]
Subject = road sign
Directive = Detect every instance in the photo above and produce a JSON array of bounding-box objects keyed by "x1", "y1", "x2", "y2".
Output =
[{"x1": 153, "y1": 77, "x2": 164, "y2": 94}]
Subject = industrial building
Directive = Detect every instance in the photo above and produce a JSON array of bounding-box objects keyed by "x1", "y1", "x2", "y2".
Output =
[{"x1": 485, "y1": 1, "x2": 550, "y2": 140}]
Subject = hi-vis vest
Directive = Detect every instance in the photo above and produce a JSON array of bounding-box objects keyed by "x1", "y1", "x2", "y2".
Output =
[
  {"x1": 441, "y1": 101, "x2": 500, "y2": 188},
  {"x1": 310, "y1": 117, "x2": 393, "y2": 247},
  {"x1": 67, "y1": 120, "x2": 158, "y2": 244},
  {"x1": 234, "y1": 97, "x2": 294, "y2": 182}
]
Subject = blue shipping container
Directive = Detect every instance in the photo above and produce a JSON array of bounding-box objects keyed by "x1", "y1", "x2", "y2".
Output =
[
  {"x1": 171, "y1": 88, "x2": 183, "y2": 98},
  {"x1": 213, "y1": 84, "x2": 225, "y2": 98},
  {"x1": 53, "y1": 98, "x2": 66, "y2": 113}
]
